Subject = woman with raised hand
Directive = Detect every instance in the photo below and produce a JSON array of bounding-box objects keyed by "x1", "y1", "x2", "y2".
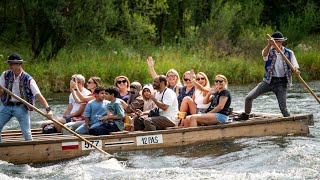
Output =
[
  {"x1": 179, "y1": 70, "x2": 210, "y2": 115},
  {"x1": 71, "y1": 76, "x2": 103, "y2": 103},
  {"x1": 147, "y1": 56, "x2": 182, "y2": 96},
  {"x1": 183, "y1": 74, "x2": 231, "y2": 127},
  {"x1": 177, "y1": 71, "x2": 195, "y2": 110},
  {"x1": 114, "y1": 75, "x2": 130, "y2": 103}
]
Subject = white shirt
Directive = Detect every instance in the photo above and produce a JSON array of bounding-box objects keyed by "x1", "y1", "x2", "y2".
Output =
[
  {"x1": 0, "y1": 71, "x2": 40, "y2": 102},
  {"x1": 262, "y1": 47, "x2": 299, "y2": 77},
  {"x1": 69, "y1": 88, "x2": 91, "y2": 114},
  {"x1": 155, "y1": 88, "x2": 179, "y2": 124},
  {"x1": 194, "y1": 90, "x2": 210, "y2": 109}
]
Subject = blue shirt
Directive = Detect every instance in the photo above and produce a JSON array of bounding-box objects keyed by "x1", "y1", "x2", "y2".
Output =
[
  {"x1": 106, "y1": 100, "x2": 125, "y2": 131},
  {"x1": 84, "y1": 100, "x2": 109, "y2": 126}
]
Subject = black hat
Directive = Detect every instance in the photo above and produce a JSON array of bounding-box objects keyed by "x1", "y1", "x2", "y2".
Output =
[
  {"x1": 271, "y1": 31, "x2": 287, "y2": 41},
  {"x1": 6, "y1": 53, "x2": 24, "y2": 64}
]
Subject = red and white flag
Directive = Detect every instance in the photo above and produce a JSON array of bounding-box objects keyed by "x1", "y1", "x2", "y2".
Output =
[{"x1": 62, "y1": 142, "x2": 79, "y2": 150}]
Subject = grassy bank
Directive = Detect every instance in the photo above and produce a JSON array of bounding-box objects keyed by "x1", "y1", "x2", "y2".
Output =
[{"x1": 0, "y1": 35, "x2": 319, "y2": 93}]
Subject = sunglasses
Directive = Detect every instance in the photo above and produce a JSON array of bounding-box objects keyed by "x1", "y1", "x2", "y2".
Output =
[
  {"x1": 196, "y1": 77, "x2": 205, "y2": 81},
  {"x1": 117, "y1": 80, "x2": 127, "y2": 84},
  {"x1": 87, "y1": 81, "x2": 95, "y2": 84},
  {"x1": 184, "y1": 78, "x2": 191, "y2": 82},
  {"x1": 215, "y1": 80, "x2": 224, "y2": 83}
]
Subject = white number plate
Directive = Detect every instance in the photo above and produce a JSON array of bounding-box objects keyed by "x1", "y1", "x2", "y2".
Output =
[
  {"x1": 81, "y1": 140, "x2": 102, "y2": 150},
  {"x1": 136, "y1": 134, "x2": 163, "y2": 146}
]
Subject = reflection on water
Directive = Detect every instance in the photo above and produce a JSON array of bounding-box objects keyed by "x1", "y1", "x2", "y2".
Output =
[{"x1": 1, "y1": 81, "x2": 320, "y2": 179}]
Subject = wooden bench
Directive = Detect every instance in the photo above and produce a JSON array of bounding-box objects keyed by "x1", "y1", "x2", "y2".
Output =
[{"x1": 110, "y1": 131, "x2": 129, "y2": 135}]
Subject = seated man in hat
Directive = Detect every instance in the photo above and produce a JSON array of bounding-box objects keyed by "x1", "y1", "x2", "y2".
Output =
[
  {"x1": 0, "y1": 52, "x2": 53, "y2": 143},
  {"x1": 235, "y1": 31, "x2": 301, "y2": 121}
]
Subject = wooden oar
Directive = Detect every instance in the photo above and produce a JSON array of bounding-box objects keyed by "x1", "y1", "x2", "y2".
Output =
[
  {"x1": 0, "y1": 85, "x2": 110, "y2": 155},
  {"x1": 267, "y1": 34, "x2": 320, "y2": 104}
]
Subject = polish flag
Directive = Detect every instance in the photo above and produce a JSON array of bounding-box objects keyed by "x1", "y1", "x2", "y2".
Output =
[{"x1": 62, "y1": 142, "x2": 79, "y2": 150}]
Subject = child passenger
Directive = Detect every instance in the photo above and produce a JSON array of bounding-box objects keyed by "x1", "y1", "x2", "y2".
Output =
[
  {"x1": 130, "y1": 84, "x2": 156, "y2": 131},
  {"x1": 89, "y1": 86, "x2": 125, "y2": 135},
  {"x1": 141, "y1": 84, "x2": 156, "y2": 111},
  {"x1": 75, "y1": 86, "x2": 109, "y2": 134}
]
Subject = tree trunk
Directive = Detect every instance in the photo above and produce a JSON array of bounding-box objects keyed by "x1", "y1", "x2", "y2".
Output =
[{"x1": 158, "y1": 13, "x2": 166, "y2": 46}]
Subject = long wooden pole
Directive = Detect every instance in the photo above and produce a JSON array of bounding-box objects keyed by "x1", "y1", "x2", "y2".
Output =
[
  {"x1": 0, "y1": 85, "x2": 110, "y2": 155},
  {"x1": 267, "y1": 34, "x2": 320, "y2": 104}
]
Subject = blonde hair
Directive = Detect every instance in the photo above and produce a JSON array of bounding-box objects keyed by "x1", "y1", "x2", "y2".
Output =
[
  {"x1": 166, "y1": 69, "x2": 182, "y2": 86},
  {"x1": 215, "y1": 74, "x2": 228, "y2": 89},
  {"x1": 182, "y1": 71, "x2": 196, "y2": 86},
  {"x1": 197, "y1": 72, "x2": 210, "y2": 89},
  {"x1": 114, "y1": 75, "x2": 130, "y2": 88}
]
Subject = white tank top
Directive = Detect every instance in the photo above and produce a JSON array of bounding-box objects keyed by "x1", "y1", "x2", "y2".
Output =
[{"x1": 194, "y1": 90, "x2": 210, "y2": 109}]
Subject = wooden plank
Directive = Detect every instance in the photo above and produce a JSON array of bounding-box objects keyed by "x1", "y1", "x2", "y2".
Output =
[
  {"x1": 1, "y1": 128, "x2": 42, "y2": 134},
  {"x1": 0, "y1": 113, "x2": 313, "y2": 164},
  {"x1": 0, "y1": 114, "x2": 311, "y2": 145},
  {"x1": 2, "y1": 131, "x2": 43, "y2": 137}
]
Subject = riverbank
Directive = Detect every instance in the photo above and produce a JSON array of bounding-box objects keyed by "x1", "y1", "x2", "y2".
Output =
[{"x1": 0, "y1": 35, "x2": 319, "y2": 93}]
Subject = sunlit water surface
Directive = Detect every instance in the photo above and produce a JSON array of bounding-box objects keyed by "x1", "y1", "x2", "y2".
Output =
[{"x1": 1, "y1": 81, "x2": 320, "y2": 180}]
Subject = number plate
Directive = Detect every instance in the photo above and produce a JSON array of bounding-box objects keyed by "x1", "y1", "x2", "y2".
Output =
[
  {"x1": 136, "y1": 134, "x2": 163, "y2": 146},
  {"x1": 81, "y1": 140, "x2": 102, "y2": 150}
]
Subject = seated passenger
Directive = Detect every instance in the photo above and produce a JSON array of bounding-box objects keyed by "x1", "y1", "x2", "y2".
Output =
[
  {"x1": 62, "y1": 76, "x2": 103, "y2": 134},
  {"x1": 41, "y1": 74, "x2": 91, "y2": 133},
  {"x1": 120, "y1": 81, "x2": 144, "y2": 131},
  {"x1": 74, "y1": 86, "x2": 109, "y2": 134},
  {"x1": 183, "y1": 75, "x2": 231, "y2": 127},
  {"x1": 125, "y1": 81, "x2": 144, "y2": 113},
  {"x1": 129, "y1": 84, "x2": 156, "y2": 131},
  {"x1": 177, "y1": 71, "x2": 195, "y2": 110},
  {"x1": 134, "y1": 75, "x2": 178, "y2": 131},
  {"x1": 89, "y1": 86, "x2": 125, "y2": 135},
  {"x1": 179, "y1": 70, "x2": 210, "y2": 115},
  {"x1": 71, "y1": 76, "x2": 102, "y2": 103},
  {"x1": 114, "y1": 75, "x2": 130, "y2": 103},
  {"x1": 141, "y1": 84, "x2": 156, "y2": 111}
]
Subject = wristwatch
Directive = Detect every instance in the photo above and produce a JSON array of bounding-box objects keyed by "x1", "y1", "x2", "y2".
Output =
[{"x1": 46, "y1": 107, "x2": 52, "y2": 112}]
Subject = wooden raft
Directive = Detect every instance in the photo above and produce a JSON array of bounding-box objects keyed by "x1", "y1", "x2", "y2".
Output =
[{"x1": 0, "y1": 113, "x2": 314, "y2": 164}]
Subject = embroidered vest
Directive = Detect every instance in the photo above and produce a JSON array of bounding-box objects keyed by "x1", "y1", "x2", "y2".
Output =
[
  {"x1": 1, "y1": 70, "x2": 35, "y2": 109},
  {"x1": 263, "y1": 47, "x2": 293, "y2": 87}
]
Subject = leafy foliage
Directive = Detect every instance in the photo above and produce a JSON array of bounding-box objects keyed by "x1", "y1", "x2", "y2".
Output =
[{"x1": 0, "y1": 0, "x2": 319, "y2": 64}]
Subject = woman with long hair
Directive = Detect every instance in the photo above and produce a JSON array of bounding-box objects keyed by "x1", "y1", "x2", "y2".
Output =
[
  {"x1": 179, "y1": 71, "x2": 210, "y2": 115},
  {"x1": 183, "y1": 74, "x2": 231, "y2": 127},
  {"x1": 71, "y1": 76, "x2": 103, "y2": 103},
  {"x1": 177, "y1": 71, "x2": 195, "y2": 110}
]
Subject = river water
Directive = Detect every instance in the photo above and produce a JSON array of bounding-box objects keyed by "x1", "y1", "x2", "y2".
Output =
[{"x1": 1, "y1": 81, "x2": 320, "y2": 180}]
